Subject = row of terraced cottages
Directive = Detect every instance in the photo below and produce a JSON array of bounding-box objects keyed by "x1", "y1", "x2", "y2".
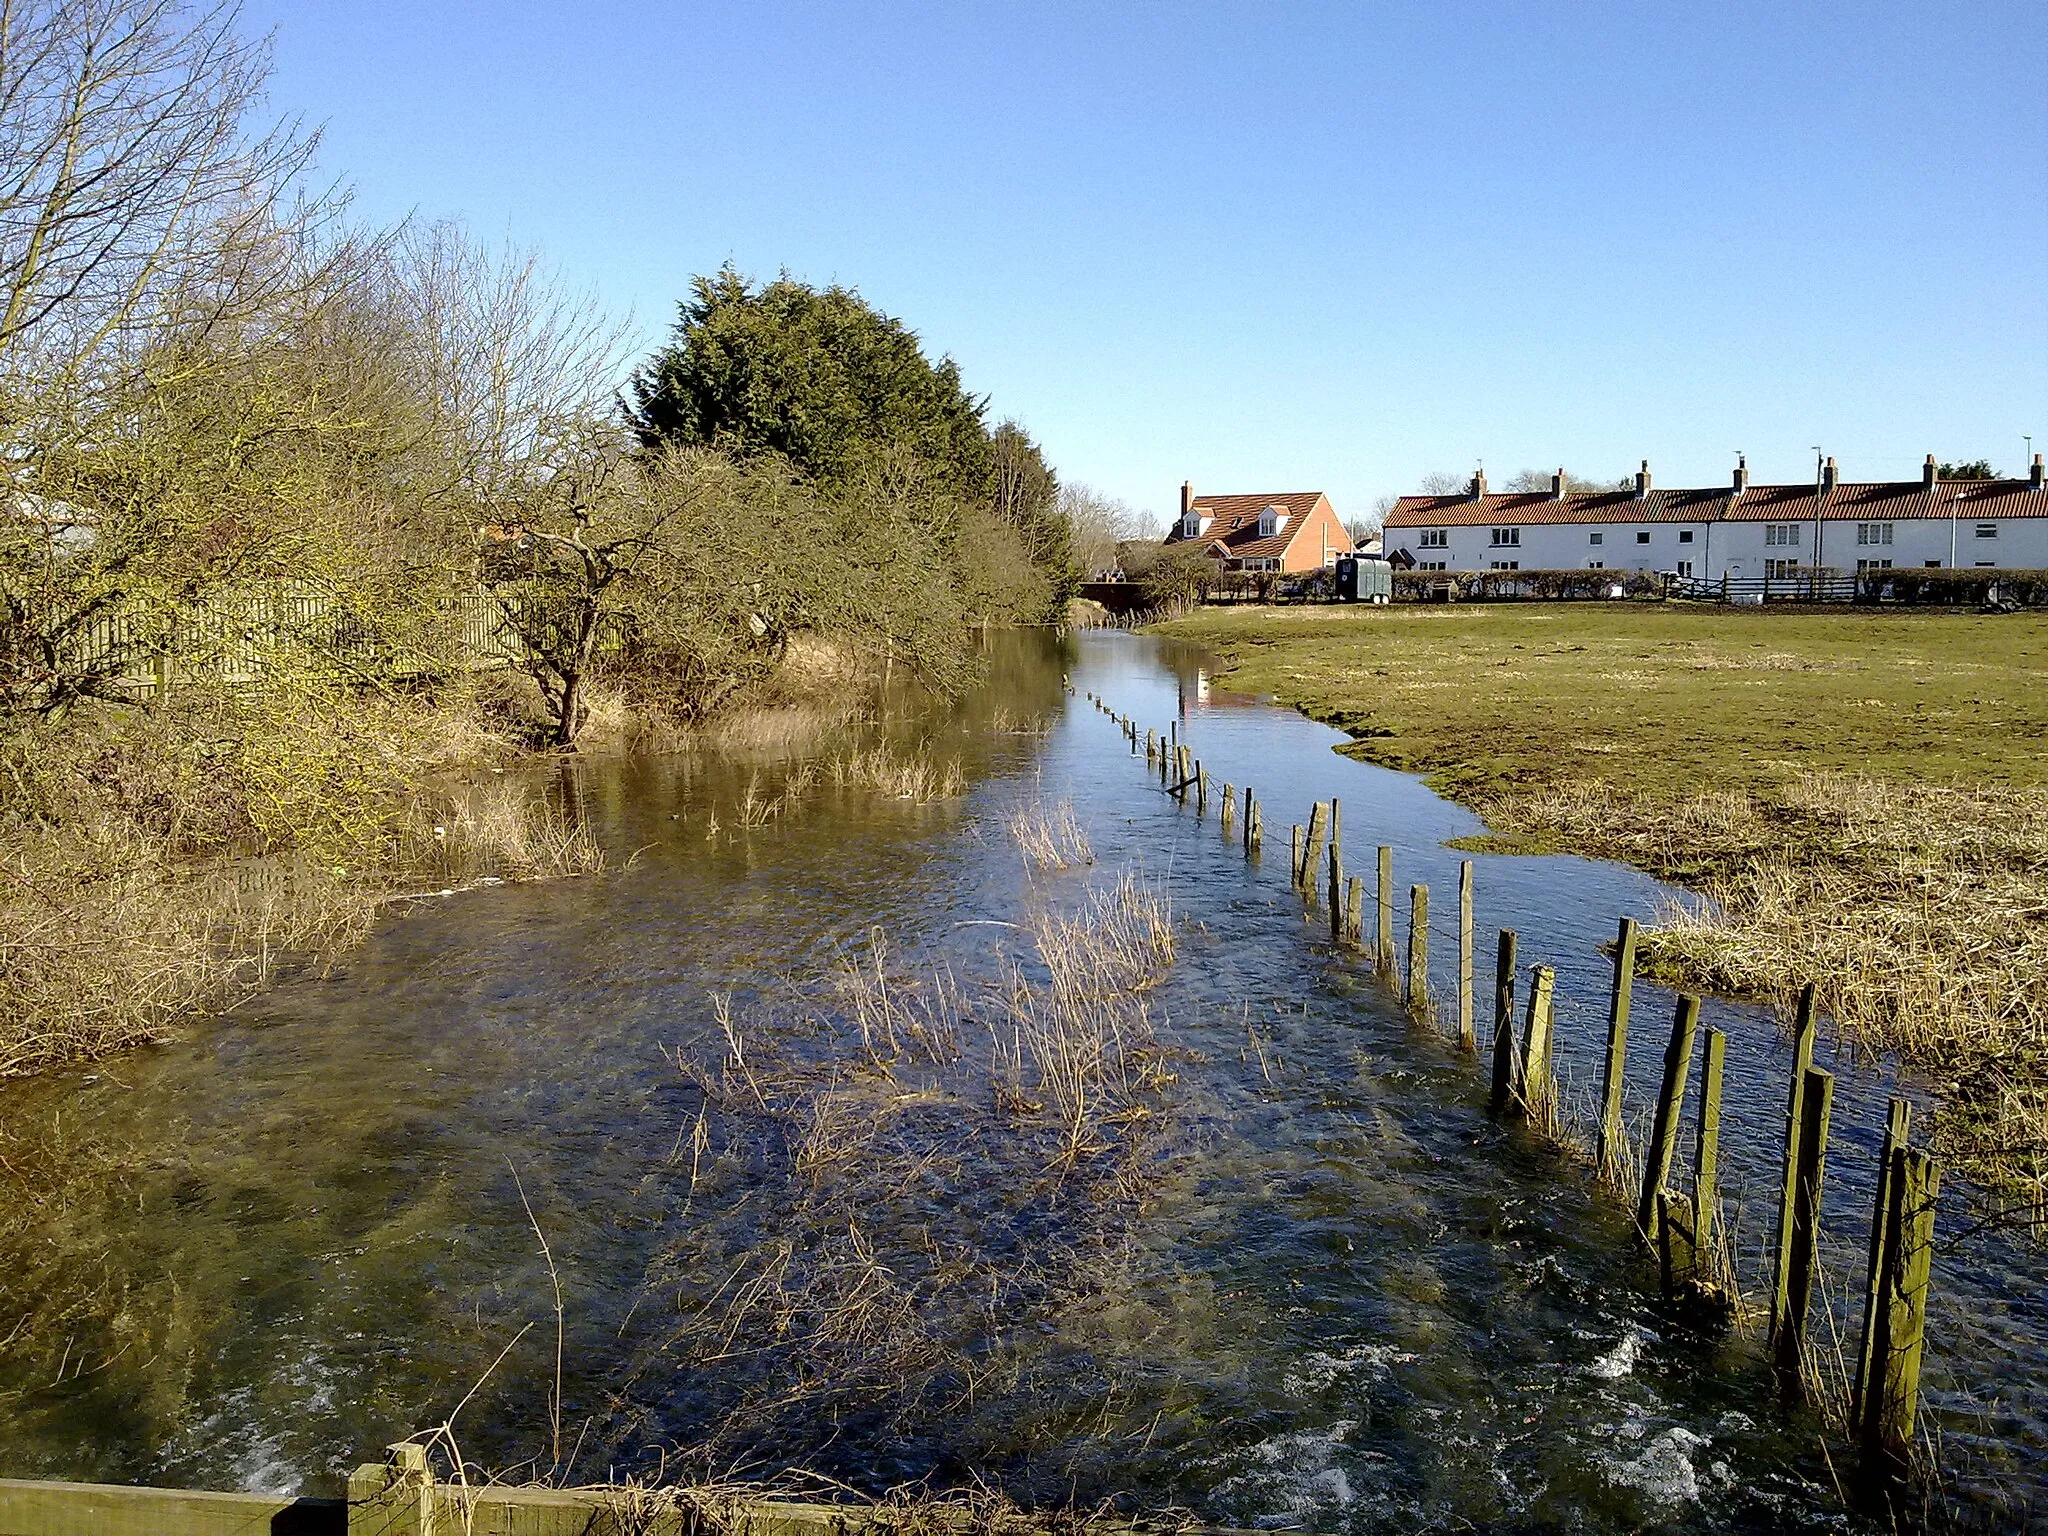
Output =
[{"x1": 1382, "y1": 454, "x2": 2048, "y2": 580}]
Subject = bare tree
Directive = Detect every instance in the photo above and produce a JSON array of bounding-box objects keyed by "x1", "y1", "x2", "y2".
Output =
[
  {"x1": 1061, "y1": 483, "x2": 1159, "y2": 575},
  {"x1": 0, "y1": 0, "x2": 322, "y2": 379}
]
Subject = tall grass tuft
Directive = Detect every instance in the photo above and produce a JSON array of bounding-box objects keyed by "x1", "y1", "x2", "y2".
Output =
[
  {"x1": 1003, "y1": 796, "x2": 1093, "y2": 871},
  {"x1": 829, "y1": 742, "x2": 965, "y2": 802}
]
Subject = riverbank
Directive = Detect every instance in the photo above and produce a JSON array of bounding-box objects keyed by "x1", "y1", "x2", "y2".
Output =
[{"x1": 1148, "y1": 602, "x2": 2048, "y2": 1202}]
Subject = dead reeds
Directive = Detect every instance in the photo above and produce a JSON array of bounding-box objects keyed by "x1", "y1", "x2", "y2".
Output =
[
  {"x1": 829, "y1": 743, "x2": 965, "y2": 803},
  {"x1": 1484, "y1": 771, "x2": 2048, "y2": 1201},
  {"x1": 1003, "y1": 797, "x2": 1093, "y2": 871}
]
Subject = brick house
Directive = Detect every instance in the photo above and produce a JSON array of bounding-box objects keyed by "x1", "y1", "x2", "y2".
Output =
[{"x1": 1162, "y1": 483, "x2": 1353, "y2": 573}]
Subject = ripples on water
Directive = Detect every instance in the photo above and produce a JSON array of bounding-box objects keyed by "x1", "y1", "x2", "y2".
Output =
[{"x1": 0, "y1": 629, "x2": 2041, "y2": 1531}]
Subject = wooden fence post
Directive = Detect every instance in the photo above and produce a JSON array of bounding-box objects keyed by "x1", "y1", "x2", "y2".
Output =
[
  {"x1": 1851, "y1": 1098, "x2": 1913, "y2": 1433},
  {"x1": 1376, "y1": 846, "x2": 1394, "y2": 971},
  {"x1": 1246, "y1": 789, "x2": 1261, "y2": 854},
  {"x1": 1861, "y1": 1147, "x2": 1940, "y2": 1476},
  {"x1": 1406, "y1": 884, "x2": 1431, "y2": 1016},
  {"x1": 1196, "y1": 763, "x2": 1209, "y2": 814},
  {"x1": 1345, "y1": 876, "x2": 1364, "y2": 948},
  {"x1": 1301, "y1": 802, "x2": 1329, "y2": 892},
  {"x1": 1488, "y1": 928, "x2": 1519, "y2": 1114},
  {"x1": 1694, "y1": 1027, "x2": 1726, "y2": 1266},
  {"x1": 1290, "y1": 825, "x2": 1303, "y2": 887},
  {"x1": 1221, "y1": 784, "x2": 1236, "y2": 832},
  {"x1": 1516, "y1": 963, "x2": 1556, "y2": 1125},
  {"x1": 1772, "y1": 1066, "x2": 1836, "y2": 1394},
  {"x1": 1636, "y1": 994, "x2": 1701, "y2": 1240},
  {"x1": 1329, "y1": 843, "x2": 1345, "y2": 942},
  {"x1": 1598, "y1": 916, "x2": 1638, "y2": 1182},
  {"x1": 1146, "y1": 729, "x2": 1157, "y2": 765},
  {"x1": 1657, "y1": 1188, "x2": 1698, "y2": 1297},
  {"x1": 1456, "y1": 860, "x2": 1475, "y2": 1051},
  {"x1": 1770, "y1": 983, "x2": 1822, "y2": 1344}
]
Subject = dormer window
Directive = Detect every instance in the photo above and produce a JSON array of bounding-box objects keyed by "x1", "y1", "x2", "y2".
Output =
[
  {"x1": 1258, "y1": 506, "x2": 1286, "y2": 539},
  {"x1": 1180, "y1": 513, "x2": 1200, "y2": 539}
]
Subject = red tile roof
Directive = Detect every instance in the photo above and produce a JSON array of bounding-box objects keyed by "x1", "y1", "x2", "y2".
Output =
[
  {"x1": 1386, "y1": 478, "x2": 2048, "y2": 528},
  {"x1": 1164, "y1": 492, "x2": 1338, "y2": 558}
]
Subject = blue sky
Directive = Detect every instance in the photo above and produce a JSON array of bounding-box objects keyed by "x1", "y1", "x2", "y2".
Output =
[{"x1": 243, "y1": 1, "x2": 2045, "y2": 520}]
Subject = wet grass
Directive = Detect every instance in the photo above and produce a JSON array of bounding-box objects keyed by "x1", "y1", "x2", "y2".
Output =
[{"x1": 1152, "y1": 603, "x2": 2048, "y2": 1202}]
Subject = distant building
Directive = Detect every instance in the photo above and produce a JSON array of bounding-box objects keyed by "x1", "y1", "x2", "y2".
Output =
[
  {"x1": 1163, "y1": 482, "x2": 1353, "y2": 573},
  {"x1": 1383, "y1": 455, "x2": 2048, "y2": 580}
]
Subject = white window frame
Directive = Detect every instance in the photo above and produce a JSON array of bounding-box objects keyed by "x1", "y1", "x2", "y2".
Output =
[
  {"x1": 1857, "y1": 522, "x2": 1893, "y2": 546},
  {"x1": 1589, "y1": 530, "x2": 1604, "y2": 546},
  {"x1": 1489, "y1": 559, "x2": 1520, "y2": 571},
  {"x1": 1489, "y1": 527, "x2": 1521, "y2": 547},
  {"x1": 1765, "y1": 524, "x2": 1801, "y2": 547},
  {"x1": 1418, "y1": 528, "x2": 1448, "y2": 549},
  {"x1": 1634, "y1": 530, "x2": 1651, "y2": 545},
  {"x1": 1974, "y1": 523, "x2": 1998, "y2": 540}
]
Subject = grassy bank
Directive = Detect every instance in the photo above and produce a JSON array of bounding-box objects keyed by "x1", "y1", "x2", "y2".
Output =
[{"x1": 1150, "y1": 602, "x2": 2048, "y2": 1201}]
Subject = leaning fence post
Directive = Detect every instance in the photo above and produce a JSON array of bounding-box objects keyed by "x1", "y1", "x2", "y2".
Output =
[
  {"x1": 1851, "y1": 1098, "x2": 1913, "y2": 1433},
  {"x1": 1863, "y1": 1147, "x2": 1939, "y2": 1476},
  {"x1": 1301, "y1": 802, "x2": 1329, "y2": 892},
  {"x1": 1694, "y1": 1027, "x2": 1726, "y2": 1267},
  {"x1": 1488, "y1": 929, "x2": 1519, "y2": 1114},
  {"x1": 1376, "y1": 846, "x2": 1394, "y2": 971},
  {"x1": 1772, "y1": 1066, "x2": 1836, "y2": 1394},
  {"x1": 1290, "y1": 825, "x2": 1303, "y2": 887},
  {"x1": 1770, "y1": 984, "x2": 1821, "y2": 1344},
  {"x1": 1406, "y1": 884, "x2": 1432, "y2": 1016},
  {"x1": 1456, "y1": 860, "x2": 1475, "y2": 1051},
  {"x1": 1516, "y1": 963, "x2": 1556, "y2": 1125},
  {"x1": 1636, "y1": 994, "x2": 1701, "y2": 1240},
  {"x1": 1598, "y1": 917, "x2": 1639, "y2": 1182}
]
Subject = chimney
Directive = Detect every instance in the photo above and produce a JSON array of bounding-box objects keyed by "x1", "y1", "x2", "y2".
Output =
[
  {"x1": 1922, "y1": 453, "x2": 1938, "y2": 490},
  {"x1": 1551, "y1": 467, "x2": 1565, "y2": 498},
  {"x1": 2033, "y1": 453, "x2": 2045, "y2": 490},
  {"x1": 1181, "y1": 480, "x2": 1195, "y2": 516},
  {"x1": 1635, "y1": 459, "x2": 1651, "y2": 499},
  {"x1": 1823, "y1": 456, "x2": 1839, "y2": 494},
  {"x1": 1732, "y1": 454, "x2": 1748, "y2": 494},
  {"x1": 1469, "y1": 467, "x2": 1487, "y2": 501}
]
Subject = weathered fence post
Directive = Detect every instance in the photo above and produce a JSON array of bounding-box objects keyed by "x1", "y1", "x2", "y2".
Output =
[
  {"x1": 1516, "y1": 963, "x2": 1556, "y2": 1125},
  {"x1": 1636, "y1": 994, "x2": 1701, "y2": 1240},
  {"x1": 1772, "y1": 1066, "x2": 1836, "y2": 1394},
  {"x1": 1456, "y1": 860, "x2": 1475, "y2": 1051},
  {"x1": 1301, "y1": 802, "x2": 1329, "y2": 893},
  {"x1": 1860, "y1": 1146, "x2": 1940, "y2": 1477},
  {"x1": 1598, "y1": 916, "x2": 1638, "y2": 1182},
  {"x1": 1246, "y1": 788, "x2": 1261, "y2": 854},
  {"x1": 1196, "y1": 763, "x2": 1209, "y2": 814},
  {"x1": 1769, "y1": 983, "x2": 1822, "y2": 1344},
  {"x1": 1221, "y1": 783, "x2": 1236, "y2": 833},
  {"x1": 1657, "y1": 1188, "x2": 1698, "y2": 1297},
  {"x1": 1694, "y1": 1026, "x2": 1726, "y2": 1268},
  {"x1": 1488, "y1": 928, "x2": 1519, "y2": 1114},
  {"x1": 1406, "y1": 884, "x2": 1432, "y2": 1017},
  {"x1": 1344, "y1": 876, "x2": 1364, "y2": 947},
  {"x1": 1851, "y1": 1098, "x2": 1913, "y2": 1432},
  {"x1": 1290, "y1": 825, "x2": 1304, "y2": 887},
  {"x1": 1329, "y1": 843, "x2": 1345, "y2": 943},
  {"x1": 1146, "y1": 728, "x2": 1157, "y2": 765},
  {"x1": 1376, "y1": 846, "x2": 1395, "y2": 971}
]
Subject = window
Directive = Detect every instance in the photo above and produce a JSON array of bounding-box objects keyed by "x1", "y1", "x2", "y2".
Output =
[
  {"x1": 1765, "y1": 524, "x2": 1801, "y2": 546},
  {"x1": 1489, "y1": 559, "x2": 1520, "y2": 571},
  {"x1": 1179, "y1": 514, "x2": 1200, "y2": 538},
  {"x1": 1418, "y1": 528, "x2": 1448, "y2": 548},
  {"x1": 1416, "y1": 560, "x2": 1447, "y2": 572},
  {"x1": 1489, "y1": 527, "x2": 1521, "y2": 547},
  {"x1": 1635, "y1": 530, "x2": 1651, "y2": 545},
  {"x1": 1676, "y1": 560, "x2": 1694, "y2": 577},
  {"x1": 1765, "y1": 558, "x2": 1798, "y2": 578},
  {"x1": 1857, "y1": 522, "x2": 1893, "y2": 546},
  {"x1": 1679, "y1": 530, "x2": 1694, "y2": 544},
  {"x1": 1257, "y1": 509, "x2": 1285, "y2": 538},
  {"x1": 1587, "y1": 560, "x2": 1605, "y2": 569},
  {"x1": 1975, "y1": 560, "x2": 1996, "y2": 568},
  {"x1": 1856, "y1": 558, "x2": 1894, "y2": 571},
  {"x1": 1589, "y1": 531, "x2": 1604, "y2": 546},
  {"x1": 1975, "y1": 523, "x2": 1998, "y2": 539},
  {"x1": 1924, "y1": 559, "x2": 1942, "y2": 568}
]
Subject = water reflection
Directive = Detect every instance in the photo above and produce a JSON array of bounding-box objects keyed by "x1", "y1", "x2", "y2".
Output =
[{"x1": 0, "y1": 629, "x2": 2037, "y2": 1532}]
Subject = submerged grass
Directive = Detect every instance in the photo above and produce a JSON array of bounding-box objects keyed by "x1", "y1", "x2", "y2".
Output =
[
  {"x1": 830, "y1": 743, "x2": 966, "y2": 803},
  {"x1": 1154, "y1": 604, "x2": 2048, "y2": 1204},
  {"x1": 1004, "y1": 797, "x2": 1094, "y2": 871}
]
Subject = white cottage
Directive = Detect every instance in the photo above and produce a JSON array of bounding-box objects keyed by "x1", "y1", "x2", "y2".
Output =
[{"x1": 1384, "y1": 455, "x2": 2048, "y2": 583}]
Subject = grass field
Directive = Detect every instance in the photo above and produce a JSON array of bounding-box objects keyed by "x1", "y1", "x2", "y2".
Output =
[{"x1": 1152, "y1": 602, "x2": 2048, "y2": 1202}]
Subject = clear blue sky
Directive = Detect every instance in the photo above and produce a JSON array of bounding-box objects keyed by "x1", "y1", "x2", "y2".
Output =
[{"x1": 243, "y1": 0, "x2": 2045, "y2": 520}]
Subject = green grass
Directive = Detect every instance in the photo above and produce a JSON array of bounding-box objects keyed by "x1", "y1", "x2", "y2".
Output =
[{"x1": 1154, "y1": 602, "x2": 2048, "y2": 804}]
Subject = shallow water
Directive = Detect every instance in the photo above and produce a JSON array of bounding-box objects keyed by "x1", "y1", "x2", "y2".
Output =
[{"x1": 0, "y1": 629, "x2": 2041, "y2": 1531}]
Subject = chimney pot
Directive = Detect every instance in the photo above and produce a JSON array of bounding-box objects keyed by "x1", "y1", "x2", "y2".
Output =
[
  {"x1": 1732, "y1": 454, "x2": 1748, "y2": 494},
  {"x1": 1635, "y1": 459, "x2": 1651, "y2": 499},
  {"x1": 2032, "y1": 452, "x2": 2045, "y2": 490},
  {"x1": 1470, "y1": 468, "x2": 1487, "y2": 501},
  {"x1": 1551, "y1": 467, "x2": 1565, "y2": 499},
  {"x1": 1823, "y1": 456, "x2": 1839, "y2": 493},
  {"x1": 1923, "y1": 454, "x2": 1938, "y2": 490},
  {"x1": 1181, "y1": 480, "x2": 1194, "y2": 516}
]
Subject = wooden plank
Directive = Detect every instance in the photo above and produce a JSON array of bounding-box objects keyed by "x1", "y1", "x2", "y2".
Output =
[
  {"x1": 1597, "y1": 916, "x2": 1638, "y2": 1181},
  {"x1": 1636, "y1": 994, "x2": 1700, "y2": 1239},
  {"x1": 1769, "y1": 982, "x2": 1820, "y2": 1344},
  {"x1": 1488, "y1": 928, "x2": 1518, "y2": 1114},
  {"x1": 1456, "y1": 861, "x2": 1475, "y2": 1052},
  {"x1": 0, "y1": 1479, "x2": 342, "y2": 1536}
]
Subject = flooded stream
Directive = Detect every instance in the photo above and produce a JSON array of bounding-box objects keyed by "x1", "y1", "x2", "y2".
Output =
[{"x1": 1, "y1": 629, "x2": 2041, "y2": 1530}]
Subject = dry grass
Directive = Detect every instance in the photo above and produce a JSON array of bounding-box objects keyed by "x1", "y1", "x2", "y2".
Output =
[
  {"x1": 830, "y1": 743, "x2": 965, "y2": 803},
  {"x1": 1004, "y1": 797, "x2": 1093, "y2": 871},
  {"x1": 1485, "y1": 772, "x2": 2048, "y2": 1202},
  {"x1": 633, "y1": 868, "x2": 1181, "y2": 1470}
]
